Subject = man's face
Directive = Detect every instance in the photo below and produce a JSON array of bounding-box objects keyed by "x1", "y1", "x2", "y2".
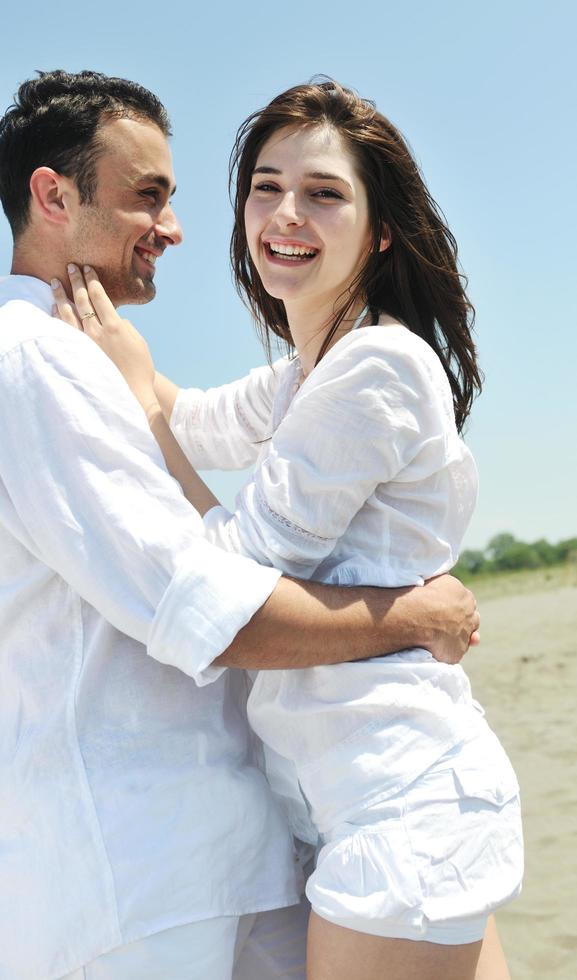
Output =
[{"x1": 69, "y1": 116, "x2": 182, "y2": 306}]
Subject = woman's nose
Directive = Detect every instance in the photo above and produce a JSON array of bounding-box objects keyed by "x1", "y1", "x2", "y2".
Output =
[{"x1": 274, "y1": 191, "x2": 305, "y2": 228}]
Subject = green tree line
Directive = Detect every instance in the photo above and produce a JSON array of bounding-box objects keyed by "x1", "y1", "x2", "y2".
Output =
[{"x1": 454, "y1": 533, "x2": 577, "y2": 579}]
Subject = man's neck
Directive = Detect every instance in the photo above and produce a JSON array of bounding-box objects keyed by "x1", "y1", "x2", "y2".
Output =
[{"x1": 11, "y1": 238, "x2": 62, "y2": 286}]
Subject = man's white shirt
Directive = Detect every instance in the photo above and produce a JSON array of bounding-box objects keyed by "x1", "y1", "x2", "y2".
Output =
[{"x1": 0, "y1": 276, "x2": 299, "y2": 980}]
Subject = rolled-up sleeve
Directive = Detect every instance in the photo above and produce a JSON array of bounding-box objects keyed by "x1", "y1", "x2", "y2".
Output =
[
  {"x1": 0, "y1": 328, "x2": 280, "y2": 684},
  {"x1": 203, "y1": 331, "x2": 447, "y2": 578},
  {"x1": 170, "y1": 359, "x2": 287, "y2": 470}
]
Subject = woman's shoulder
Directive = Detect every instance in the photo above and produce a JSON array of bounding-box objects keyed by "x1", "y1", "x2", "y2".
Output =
[
  {"x1": 318, "y1": 320, "x2": 447, "y2": 389},
  {"x1": 297, "y1": 321, "x2": 457, "y2": 437}
]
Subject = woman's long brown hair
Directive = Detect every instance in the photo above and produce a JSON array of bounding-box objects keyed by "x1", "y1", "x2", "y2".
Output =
[{"x1": 230, "y1": 80, "x2": 482, "y2": 431}]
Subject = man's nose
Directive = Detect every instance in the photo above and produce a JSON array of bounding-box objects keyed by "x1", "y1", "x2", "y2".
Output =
[{"x1": 156, "y1": 204, "x2": 183, "y2": 246}]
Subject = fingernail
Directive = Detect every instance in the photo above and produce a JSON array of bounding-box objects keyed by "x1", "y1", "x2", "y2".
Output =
[
  {"x1": 67, "y1": 263, "x2": 77, "y2": 274},
  {"x1": 83, "y1": 265, "x2": 92, "y2": 274},
  {"x1": 50, "y1": 278, "x2": 60, "y2": 290}
]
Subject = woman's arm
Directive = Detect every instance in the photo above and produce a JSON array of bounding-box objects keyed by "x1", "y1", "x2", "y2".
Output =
[
  {"x1": 168, "y1": 362, "x2": 281, "y2": 470},
  {"x1": 153, "y1": 370, "x2": 180, "y2": 422},
  {"x1": 52, "y1": 270, "x2": 456, "y2": 577},
  {"x1": 146, "y1": 401, "x2": 220, "y2": 515},
  {"x1": 202, "y1": 331, "x2": 452, "y2": 580},
  {"x1": 54, "y1": 266, "x2": 279, "y2": 471},
  {"x1": 51, "y1": 269, "x2": 480, "y2": 665},
  {"x1": 51, "y1": 268, "x2": 219, "y2": 514}
]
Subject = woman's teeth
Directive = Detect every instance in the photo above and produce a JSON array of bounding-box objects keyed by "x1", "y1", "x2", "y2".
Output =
[{"x1": 268, "y1": 242, "x2": 317, "y2": 260}]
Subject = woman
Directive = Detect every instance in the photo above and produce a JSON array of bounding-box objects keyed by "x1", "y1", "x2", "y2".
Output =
[{"x1": 53, "y1": 81, "x2": 522, "y2": 980}]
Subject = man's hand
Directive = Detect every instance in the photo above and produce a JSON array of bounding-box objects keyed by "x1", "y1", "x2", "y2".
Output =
[
  {"x1": 420, "y1": 574, "x2": 479, "y2": 665},
  {"x1": 218, "y1": 573, "x2": 479, "y2": 671}
]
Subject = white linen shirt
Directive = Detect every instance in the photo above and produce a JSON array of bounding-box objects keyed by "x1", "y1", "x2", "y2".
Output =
[
  {"x1": 0, "y1": 276, "x2": 299, "y2": 980},
  {"x1": 171, "y1": 322, "x2": 481, "y2": 839}
]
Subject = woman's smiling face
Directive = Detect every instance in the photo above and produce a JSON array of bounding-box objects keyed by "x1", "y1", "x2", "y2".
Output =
[{"x1": 244, "y1": 124, "x2": 373, "y2": 313}]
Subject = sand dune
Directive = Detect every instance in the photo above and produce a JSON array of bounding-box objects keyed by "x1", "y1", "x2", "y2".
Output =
[{"x1": 463, "y1": 575, "x2": 577, "y2": 979}]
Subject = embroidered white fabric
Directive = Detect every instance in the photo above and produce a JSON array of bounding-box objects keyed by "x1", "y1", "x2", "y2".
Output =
[{"x1": 171, "y1": 319, "x2": 523, "y2": 930}]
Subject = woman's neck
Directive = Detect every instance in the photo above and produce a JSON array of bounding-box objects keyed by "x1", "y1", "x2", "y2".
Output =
[{"x1": 286, "y1": 295, "x2": 369, "y2": 377}]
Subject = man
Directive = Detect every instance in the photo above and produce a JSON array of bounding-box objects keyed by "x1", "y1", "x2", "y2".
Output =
[{"x1": 0, "y1": 70, "x2": 479, "y2": 980}]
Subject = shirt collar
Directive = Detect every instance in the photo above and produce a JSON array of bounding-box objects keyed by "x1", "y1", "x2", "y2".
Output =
[{"x1": 0, "y1": 274, "x2": 54, "y2": 315}]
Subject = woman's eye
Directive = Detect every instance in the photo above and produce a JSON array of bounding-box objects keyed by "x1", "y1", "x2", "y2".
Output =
[
  {"x1": 312, "y1": 188, "x2": 342, "y2": 200},
  {"x1": 252, "y1": 182, "x2": 278, "y2": 193}
]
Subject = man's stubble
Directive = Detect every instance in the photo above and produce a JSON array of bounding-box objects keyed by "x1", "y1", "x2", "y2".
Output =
[{"x1": 72, "y1": 203, "x2": 156, "y2": 309}]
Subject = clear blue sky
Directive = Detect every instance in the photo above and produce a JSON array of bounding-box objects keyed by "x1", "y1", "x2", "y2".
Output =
[{"x1": 1, "y1": 0, "x2": 575, "y2": 549}]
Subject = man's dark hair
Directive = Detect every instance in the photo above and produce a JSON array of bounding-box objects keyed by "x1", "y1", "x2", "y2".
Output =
[{"x1": 0, "y1": 69, "x2": 172, "y2": 239}]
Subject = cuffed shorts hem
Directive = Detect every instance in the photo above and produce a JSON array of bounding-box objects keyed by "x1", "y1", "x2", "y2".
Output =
[
  {"x1": 305, "y1": 730, "x2": 524, "y2": 943},
  {"x1": 311, "y1": 908, "x2": 488, "y2": 945}
]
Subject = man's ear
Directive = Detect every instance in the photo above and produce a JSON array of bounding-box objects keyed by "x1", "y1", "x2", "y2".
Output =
[
  {"x1": 379, "y1": 223, "x2": 392, "y2": 253},
  {"x1": 28, "y1": 167, "x2": 77, "y2": 227}
]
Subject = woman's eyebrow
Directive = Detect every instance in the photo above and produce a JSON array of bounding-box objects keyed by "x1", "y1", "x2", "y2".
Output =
[
  {"x1": 307, "y1": 171, "x2": 352, "y2": 190},
  {"x1": 252, "y1": 165, "x2": 352, "y2": 190}
]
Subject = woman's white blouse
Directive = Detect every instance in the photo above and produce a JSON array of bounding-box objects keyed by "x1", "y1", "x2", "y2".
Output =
[{"x1": 172, "y1": 323, "x2": 481, "y2": 838}]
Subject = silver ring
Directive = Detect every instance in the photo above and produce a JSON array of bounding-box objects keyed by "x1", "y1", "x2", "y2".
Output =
[{"x1": 81, "y1": 311, "x2": 97, "y2": 322}]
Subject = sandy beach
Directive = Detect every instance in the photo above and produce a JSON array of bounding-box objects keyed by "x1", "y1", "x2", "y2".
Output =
[{"x1": 462, "y1": 566, "x2": 577, "y2": 979}]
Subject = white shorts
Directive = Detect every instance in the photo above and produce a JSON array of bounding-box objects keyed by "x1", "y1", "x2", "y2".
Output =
[
  {"x1": 306, "y1": 730, "x2": 523, "y2": 945},
  {"x1": 58, "y1": 902, "x2": 309, "y2": 980}
]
